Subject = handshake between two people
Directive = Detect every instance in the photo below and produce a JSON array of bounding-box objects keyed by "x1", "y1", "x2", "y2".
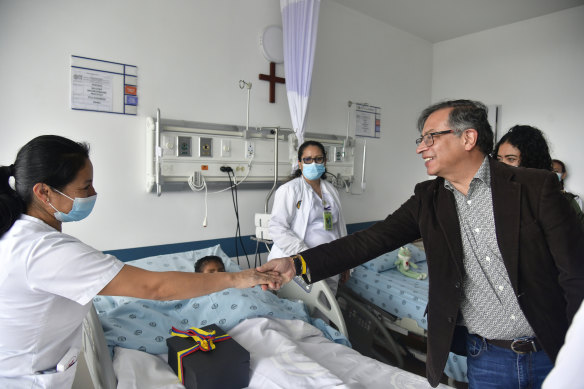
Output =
[{"x1": 235, "y1": 257, "x2": 295, "y2": 291}]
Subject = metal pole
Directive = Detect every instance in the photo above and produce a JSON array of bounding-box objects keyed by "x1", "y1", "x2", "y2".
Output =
[{"x1": 264, "y1": 127, "x2": 279, "y2": 213}]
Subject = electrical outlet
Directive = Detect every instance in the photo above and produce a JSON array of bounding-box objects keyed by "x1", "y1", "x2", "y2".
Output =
[
  {"x1": 178, "y1": 136, "x2": 192, "y2": 157},
  {"x1": 245, "y1": 141, "x2": 255, "y2": 159},
  {"x1": 254, "y1": 213, "x2": 271, "y2": 227},
  {"x1": 255, "y1": 226, "x2": 271, "y2": 240},
  {"x1": 199, "y1": 137, "x2": 212, "y2": 157},
  {"x1": 221, "y1": 139, "x2": 231, "y2": 157}
]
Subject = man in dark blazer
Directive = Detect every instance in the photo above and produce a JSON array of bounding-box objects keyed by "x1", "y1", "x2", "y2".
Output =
[{"x1": 259, "y1": 100, "x2": 584, "y2": 388}]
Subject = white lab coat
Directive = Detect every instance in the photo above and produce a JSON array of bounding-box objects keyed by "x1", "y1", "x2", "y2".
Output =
[
  {"x1": 542, "y1": 300, "x2": 584, "y2": 389},
  {"x1": 268, "y1": 177, "x2": 347, "y2": 292},
  {"x1": 0, "y1": 214, "x2": 124, "y2": 388}
]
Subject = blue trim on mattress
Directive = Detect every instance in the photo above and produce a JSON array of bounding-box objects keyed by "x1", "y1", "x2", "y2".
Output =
[{"x1": 104, "y1": 221, "x2": 381, "y2": 262}]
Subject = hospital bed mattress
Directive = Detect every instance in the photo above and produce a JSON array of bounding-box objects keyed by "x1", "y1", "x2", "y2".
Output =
[{"x1": 345, "y1": 260, "x2": 429, "y2": 333}]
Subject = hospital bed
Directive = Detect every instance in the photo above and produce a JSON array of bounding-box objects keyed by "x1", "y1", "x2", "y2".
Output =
[
  {"x1": 338, "y1": 243, "x2": 468, "y2": 384},
  {"x1": 73, "y1": 244, "x2": 449, "y2": 389}
]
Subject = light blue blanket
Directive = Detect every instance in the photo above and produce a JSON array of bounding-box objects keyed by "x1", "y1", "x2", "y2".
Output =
[{"x1": 94, "y1": 245, "x2": 348, "y2": 354}]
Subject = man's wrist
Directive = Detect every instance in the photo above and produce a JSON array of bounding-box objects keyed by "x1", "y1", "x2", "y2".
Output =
[
  {"x1": 289, "y1": 254, "x2": 311, "y2": 284},
  {"x1": 291, "y1": 254, "x2": 307, "y2": 276}
]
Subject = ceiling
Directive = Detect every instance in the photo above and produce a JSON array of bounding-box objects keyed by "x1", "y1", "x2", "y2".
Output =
[{"x1": 330, "y1": 0, "x2": 584, "y2": 43}]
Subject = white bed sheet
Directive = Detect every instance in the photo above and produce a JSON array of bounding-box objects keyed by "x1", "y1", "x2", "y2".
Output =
[{"x1": 113, "y1": 317, "x2": 447, "y2": 389}]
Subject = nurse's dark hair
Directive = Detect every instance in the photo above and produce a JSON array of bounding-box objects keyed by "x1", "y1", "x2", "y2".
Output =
[
  {"x1": 417, "y1": 99, "x2": 494, "y2": 156},
  {"x1": 0, "y1": 135, "x2": 90, "y2": 237},
  {"x1": 292, "y1": 140, "x2": 328, "y2": 180}
]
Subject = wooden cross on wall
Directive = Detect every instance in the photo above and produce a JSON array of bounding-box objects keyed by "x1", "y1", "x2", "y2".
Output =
[{"x1": 259, "y1": 62, "x2": 285, "y2": 103}]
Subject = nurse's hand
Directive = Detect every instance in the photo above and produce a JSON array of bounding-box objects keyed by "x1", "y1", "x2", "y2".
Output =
[
  {"x1": 233, "y1": 269, "x2": 283, "y2": 290},
  {"x1": 256, "y1": 257, "x2": 295, "y2": 290}
]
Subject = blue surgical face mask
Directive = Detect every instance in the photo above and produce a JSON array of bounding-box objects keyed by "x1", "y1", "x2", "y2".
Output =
[
  {"x1": 48, "y1": 188, "x2": 97, "y2": 222},
  {"x1": 556, "y1": 172, "x2": 563, "y2": 182},
  {"x1": 302, "y1": 162, "x2": 325, "y2": 181}
]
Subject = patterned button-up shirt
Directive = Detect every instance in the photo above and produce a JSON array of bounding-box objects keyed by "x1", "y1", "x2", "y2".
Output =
[{"x1": 444, "y1": 157, "x2": 534, "y2": 339}]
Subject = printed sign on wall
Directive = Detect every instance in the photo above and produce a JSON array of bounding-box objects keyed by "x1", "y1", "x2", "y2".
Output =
[
  {"x1": 71, "y1": 55, "x2": 137, "y2": 115},
  {"x1": 355, "y1": 103, "x2": 381, "y2": 138}
]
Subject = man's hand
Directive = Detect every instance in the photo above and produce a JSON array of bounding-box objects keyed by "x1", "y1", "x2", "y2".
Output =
[
  {"x1": 256, "y1": 257, "x2": 295, "y2": 290},
  {"x1": 232, "y1": 269, "x2": 283, "y2": 290}
]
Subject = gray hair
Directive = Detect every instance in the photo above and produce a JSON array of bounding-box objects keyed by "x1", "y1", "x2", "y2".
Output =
[{"x1": 416, "y1": 99, "x2": 493, "y2": 155}]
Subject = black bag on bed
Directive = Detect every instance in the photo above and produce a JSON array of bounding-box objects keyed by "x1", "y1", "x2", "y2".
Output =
[{"x1": 166, "y1": 323, "x2": 250, "y2": 389}]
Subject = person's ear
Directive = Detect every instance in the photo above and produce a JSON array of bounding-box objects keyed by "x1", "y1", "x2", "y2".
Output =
[
  {"x1": 32, "y1": 183, "x2": 51, "y2": 204},
  {"x1": 463, "y1": 129, "x2": 478, "y2": 151}
]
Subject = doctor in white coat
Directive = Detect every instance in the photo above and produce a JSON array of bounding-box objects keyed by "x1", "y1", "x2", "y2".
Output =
[{"x1": 268, "y1": 140, "x2": 349, "y2": 294}]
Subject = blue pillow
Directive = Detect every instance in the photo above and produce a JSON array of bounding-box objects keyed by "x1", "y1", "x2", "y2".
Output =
[{"x1": 362, "y1": 243, "x2": 426, "y2": 273}]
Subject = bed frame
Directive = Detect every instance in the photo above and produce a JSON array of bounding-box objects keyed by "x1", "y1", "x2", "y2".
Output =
[
  {"x1": 277, "y1": 279, "x2": 348, "y2": 337},
  {"x1": 336, "y1": 286, "x2": 408, "y2": 368},
  {"x1": 337, "y1": 285, "x2": 464, "y2": 386},
  {"x1": 74, "y1": 279, "x2": 348, "y2": 388}
]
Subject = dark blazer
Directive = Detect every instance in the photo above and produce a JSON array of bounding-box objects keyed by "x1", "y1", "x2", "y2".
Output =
[{"x1": 301, "y1": 158, "x2": 584, "y2": 387}]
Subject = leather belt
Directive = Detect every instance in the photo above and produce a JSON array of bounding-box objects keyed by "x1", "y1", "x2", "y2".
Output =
[{"x1": 485, "y1": 337, "x2": 541, "y2": 354}]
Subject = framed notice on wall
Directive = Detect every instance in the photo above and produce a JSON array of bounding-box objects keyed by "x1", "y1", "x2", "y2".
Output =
[
  {"x1": 71, "y1": 55, "x2": 137, "y2": 115},
  {"x1": 355, "y1": 103, "x2": 381, "y2": 138}
]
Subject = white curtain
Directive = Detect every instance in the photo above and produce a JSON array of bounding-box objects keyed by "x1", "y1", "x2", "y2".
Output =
[{"x1": 280, "y1": 0, "x2": 321, "y2": 157}]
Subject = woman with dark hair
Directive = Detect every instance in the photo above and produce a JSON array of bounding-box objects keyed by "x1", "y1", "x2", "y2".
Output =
[
  {"x1": 493, "y1": 125, "x2": 552, "y2": 170},
  {"x1": 494, "y1": 126, "x2": 584, "y2": 223},
  {"x1": 268, "y1": 140, "x2": 349, "y2": 294},
  {"x1": 0, "y1": 135, "x2": 280, "y2": 388}
]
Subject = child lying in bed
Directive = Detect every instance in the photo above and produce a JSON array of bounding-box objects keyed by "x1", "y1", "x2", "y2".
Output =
[{"x1": 194, "y1": 255, "x2": 225, "y2": 273}]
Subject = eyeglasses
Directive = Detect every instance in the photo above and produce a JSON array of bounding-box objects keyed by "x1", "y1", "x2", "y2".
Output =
[
  {"x1": 415, "y1": 130, "x2": 454, "y2": 147},
  {"x1": 301, "y1": 156, "x2": 325, "y2": 164}
]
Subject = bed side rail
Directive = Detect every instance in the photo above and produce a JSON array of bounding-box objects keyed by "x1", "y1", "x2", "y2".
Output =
[{"x1": 277, "y1": 280, "x2": 348, "y2": 338}]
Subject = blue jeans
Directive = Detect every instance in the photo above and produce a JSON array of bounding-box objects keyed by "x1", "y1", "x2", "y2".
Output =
[{"x1": 466, "y1": 333, "x2": 553, "y2": 389}]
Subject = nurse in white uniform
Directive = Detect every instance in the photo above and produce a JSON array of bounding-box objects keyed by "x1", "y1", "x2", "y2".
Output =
[
  {"x1": 268, "y1": 140, "x2": 349, "y2": 294},
  {"x1": 0, "y1": 135, "x2": 280, "y2": 389}
]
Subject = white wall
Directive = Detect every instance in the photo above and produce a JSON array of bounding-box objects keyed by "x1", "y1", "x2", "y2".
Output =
[
  {"x1": 0, "y1": 0, "x2": 432, "y2": 251},
  {"x1": 432, "y1": 6, "x2": 584, "y2": 195}
]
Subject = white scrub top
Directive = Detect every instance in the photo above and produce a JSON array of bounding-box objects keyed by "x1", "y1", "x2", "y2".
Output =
[
  {"x1": 268, "y1": 177, "x2": 347, "y2": 293},
  {"x1": 0, "y1": 214, "x2": 124, "y2": 388}
]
